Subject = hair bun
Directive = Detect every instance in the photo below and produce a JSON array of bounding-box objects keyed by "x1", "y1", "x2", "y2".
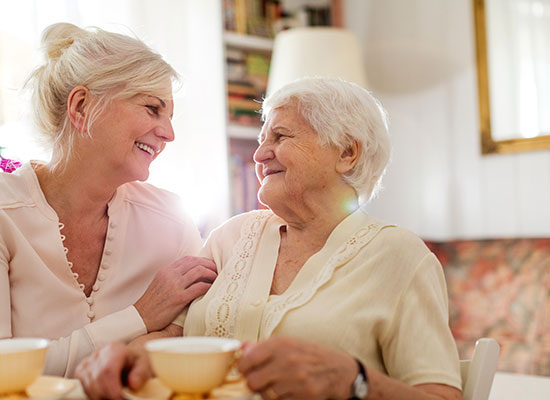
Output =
[{"x1": 41, "y1": 22, "x2": 83, "y2": 61}]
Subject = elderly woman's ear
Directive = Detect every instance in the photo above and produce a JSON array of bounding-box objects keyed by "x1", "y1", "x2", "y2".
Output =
[
  {"x1": 67, "y1": 85, "x2": 90, "y2": 133},
  {"x1": 335, "y1": 140, "x2": 361, "y2": 174}
]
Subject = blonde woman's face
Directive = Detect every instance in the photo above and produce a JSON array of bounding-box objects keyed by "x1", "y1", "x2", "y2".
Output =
[{"x1": 83, "y1": 93, "x2": 174, "y2": 184}]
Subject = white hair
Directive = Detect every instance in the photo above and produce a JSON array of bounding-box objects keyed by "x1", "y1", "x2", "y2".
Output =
[
  {"x1": 25, "y1": 22, "x2": 179, "y2": 171},
  {"x1": 262, "y1": 77, "x2": 392, "y2": 204}
]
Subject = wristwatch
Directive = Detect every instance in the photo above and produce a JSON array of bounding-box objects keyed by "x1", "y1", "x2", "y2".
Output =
[{"x1": 350, "y1": 359, "x2": 369, "y2": 399}]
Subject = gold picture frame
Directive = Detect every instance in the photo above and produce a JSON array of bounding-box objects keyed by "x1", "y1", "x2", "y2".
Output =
[{"x1": 473, "y1": 0, "x2": 550, "y2": 154}]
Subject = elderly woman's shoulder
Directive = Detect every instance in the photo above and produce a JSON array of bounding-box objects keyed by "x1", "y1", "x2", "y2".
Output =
[
  {"x1": 367, "y1": 217, "x2": 434, "y2": 259},
  {"x1": 210, "y1": 209, "x2": 274, "y2": 236}
]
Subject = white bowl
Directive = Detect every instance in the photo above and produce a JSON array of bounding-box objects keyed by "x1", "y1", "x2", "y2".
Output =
[
  {"x1": 0, "y1": 338, "x2": 49, "y2": 395},
  {"x1": 145, "y1": 337, "x2": 241, "y2": 395}
]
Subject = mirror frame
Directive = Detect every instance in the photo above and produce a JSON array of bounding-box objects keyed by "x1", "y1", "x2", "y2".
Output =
[{"x1": 473, "y1": 0, "x2": 550, "y2": 154}]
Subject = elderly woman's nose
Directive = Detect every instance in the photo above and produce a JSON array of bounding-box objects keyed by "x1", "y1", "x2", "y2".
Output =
[
  {"x1": 253, "y1": 144, "x2": 267, "y2": 163},
  {"x1": 253, "y1": 141, "x2": 273, "y2": 163}
]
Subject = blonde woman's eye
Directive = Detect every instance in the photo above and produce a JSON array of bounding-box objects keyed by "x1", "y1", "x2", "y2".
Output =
[{"x1": 146, "y1": 105, "x2": 159, "y2": 115}]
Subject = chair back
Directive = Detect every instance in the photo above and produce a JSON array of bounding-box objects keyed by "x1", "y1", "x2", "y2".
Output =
[{"x1": 460, "y1": 338, "x2": 500, "y2": 400}]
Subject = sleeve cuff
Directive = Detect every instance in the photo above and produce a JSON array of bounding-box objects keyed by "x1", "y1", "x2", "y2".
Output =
[
  {"x1": 172, "y1": 307, "x2": 189, "y2": 328},
  {"x1": 84, "y1": 306, "x2": 147, "y2": 348}
]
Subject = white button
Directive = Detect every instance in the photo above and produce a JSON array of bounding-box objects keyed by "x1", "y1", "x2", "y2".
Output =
[
  {"x1": 98, "y1": 273, "x2": 106, "y2": 281},
  {"x1": 110, "y1": 222, "x2": 116, "y2": 229},
  {"x1": 107, "y1": 235, "x2": 114, "y2": 241},
  {"x1": 92, "y1": 283, "x2": 100, "y2": 292},
  {"x1": 104, "y1": 249, "x2": 112, "y2": 256},
  {"x1": 101, "y1": 263, "x2": 110, "y2": 270},
  {"x1": 87, "y1": 311, "x2": 95, "y2": 319},
  {"x1": 251, "y1": 300, "x2": 262, "y2": 307},
  {"x1": 86, "y1": 297, "x2": 94, "y2": 305}
]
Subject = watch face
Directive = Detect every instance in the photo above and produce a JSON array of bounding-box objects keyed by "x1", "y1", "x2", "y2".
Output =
[
  {"x1": 356, "y1": 380, "x2": 368, "y2": 398},
  {"x1": 353, "y1": 374, "x2": 368, "y2": 399}
]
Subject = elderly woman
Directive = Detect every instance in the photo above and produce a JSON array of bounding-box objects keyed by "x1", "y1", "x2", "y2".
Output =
[
  {"x1": 78, "y1": 77, "x2": 461, "y2": 400},
  {"x1": 0, "y1": 22, "x2": 216, "y2": 377}
]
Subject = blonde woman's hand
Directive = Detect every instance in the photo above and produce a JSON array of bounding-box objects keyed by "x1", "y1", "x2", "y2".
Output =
[{"x1": 134, "y1": 256, "x2": 217, "y2": 332}]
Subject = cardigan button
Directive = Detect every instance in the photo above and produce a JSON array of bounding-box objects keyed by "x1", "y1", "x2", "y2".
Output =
[
  {"x1": 251, "y1": 300, "x2": 263, "y2": 307},
  {"x1": 87, "y1": 311, "x2": 95, "y2": 319},
  {"x1": 86, "y1": 297, "x2": 94, "y2": 305}
]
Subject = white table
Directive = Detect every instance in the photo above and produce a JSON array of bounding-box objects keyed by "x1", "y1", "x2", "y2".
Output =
[
  {"x1": 489, "y1": 372, "x2": 550, "y2": 400},
  {"x1": 61, "y1": 372, "x2": 550, "y2": 399}
]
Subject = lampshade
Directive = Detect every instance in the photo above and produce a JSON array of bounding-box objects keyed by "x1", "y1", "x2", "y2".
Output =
[{"x1": 267, "y1": 27, "x2": 367, "y2": 96}]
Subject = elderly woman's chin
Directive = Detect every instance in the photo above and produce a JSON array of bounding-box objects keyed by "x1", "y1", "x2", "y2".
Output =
[{"x1": 256, "y1": 185, "x2": 278, "y2": 210}]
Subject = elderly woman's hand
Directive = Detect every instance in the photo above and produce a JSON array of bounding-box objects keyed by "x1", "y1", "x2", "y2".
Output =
[
  {"x1": 237, "y1": 336, "x2": 358, "y2": 400},
  {"x1": 75, "y1": 342, "x2": 151, "y2": 400},
  {"x1": 134, "y1": 256, "x2": 217, "y2": 332}
]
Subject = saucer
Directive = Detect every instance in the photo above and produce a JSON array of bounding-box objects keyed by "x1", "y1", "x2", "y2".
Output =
[
  {"x1": 122, "y1": 378, "x2": 255, "y2": 400},
  {"x1": 0, "y1": 376, "x2": 76, "y2": 400},
  {"x1": 27, "y1": 376, "x2": 76, "y2": 399}
]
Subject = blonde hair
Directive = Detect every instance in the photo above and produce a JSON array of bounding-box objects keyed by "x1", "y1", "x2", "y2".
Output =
[
  {"x1": 262, "y1": 77, "x2": 391, "y2": 204},
  {"x1": 25, "y1": 22, "x2": 179, "y2": 170}
]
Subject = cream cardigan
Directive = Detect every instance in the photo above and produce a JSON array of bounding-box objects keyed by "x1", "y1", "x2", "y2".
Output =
[
  {"x1": 0, "y1": 163, "x2": 202, "y2": 377},
  {"x1": 183, "y1": 208, "x2": 461, "y2": 389}
]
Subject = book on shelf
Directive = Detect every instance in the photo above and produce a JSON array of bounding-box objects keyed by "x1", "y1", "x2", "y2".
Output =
[
  {"x1": 223, "y1": 0, "x2": 283, "y2": 38},
  {"x1": 224, "y1": 0, "x2": 335, "y2": 37},
  {"x1": 228, "y1": 96, "x2": 262, "y2": 112},
  {"x1": 230, "y1": 153, "x2": 263, "y2": 214},
  {"x1": 225, "y1": 48, "x2": 269, "y2": 127}
]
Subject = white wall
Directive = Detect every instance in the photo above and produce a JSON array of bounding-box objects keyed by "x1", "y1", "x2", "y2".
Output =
[{"x1": 345, "y1": 0, "x2": 550, "y2": 240}]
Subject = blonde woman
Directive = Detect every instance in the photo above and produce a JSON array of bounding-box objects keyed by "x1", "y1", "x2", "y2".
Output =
[{"x1": 0, "y1": 23, "x2": 216, "y2": 377}]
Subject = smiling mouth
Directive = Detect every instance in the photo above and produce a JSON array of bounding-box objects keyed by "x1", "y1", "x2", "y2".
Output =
[
  {"x1": 264, "y1": 170, "x2": 283, "y2": 178},
  {"x1": 135, "y1": 141, "x2": 156, "y2": 156}
]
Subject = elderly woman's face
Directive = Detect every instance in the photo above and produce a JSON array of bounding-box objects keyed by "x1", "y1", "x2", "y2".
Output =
[{"x1": 254, "y1": 105, "x2": 344, "y2": 209}]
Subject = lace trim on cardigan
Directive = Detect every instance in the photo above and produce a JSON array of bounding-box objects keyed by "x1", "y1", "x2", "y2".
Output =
[
  {"x1": 261, "y1": 222, "x2": 391, "y2": 338},
  {"x1": 205, "y1": 210, "x2": 272, "y2": 337},
  {"x1": 59, "y1": 222, "x2": 85, "y2": 291}
]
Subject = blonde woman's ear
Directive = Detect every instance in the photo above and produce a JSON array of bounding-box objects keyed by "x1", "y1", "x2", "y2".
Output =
[{"x1": 67, "y1": 86, "x2": 89, "y2": 132}]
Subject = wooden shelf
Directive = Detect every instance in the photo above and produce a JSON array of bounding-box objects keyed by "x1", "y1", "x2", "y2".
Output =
[
  {"x1": 223, "y1": 31, "x2": 273, "y2": 52},
  {"x1": 227, "y1": 123, "x2": 262, "y2": 140}
]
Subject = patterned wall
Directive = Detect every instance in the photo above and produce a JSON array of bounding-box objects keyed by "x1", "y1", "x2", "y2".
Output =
[{"x1": 426, "y1": 238, "x2": 550, "y2": 376}]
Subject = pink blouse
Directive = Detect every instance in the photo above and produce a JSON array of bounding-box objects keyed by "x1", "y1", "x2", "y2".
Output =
[{"x1": 0, "y1": 163, "x2": 202, "y2": 377}]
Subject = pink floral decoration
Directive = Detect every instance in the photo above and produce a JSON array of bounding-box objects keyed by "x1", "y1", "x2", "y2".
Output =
[{"x1": 0, "y1": 157, "x2": 22, "y2": 173}]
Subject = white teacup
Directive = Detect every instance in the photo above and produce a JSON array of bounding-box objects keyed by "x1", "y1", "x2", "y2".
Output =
[
  {"x1": 145, "y1": 337, "x2": 241, "y2": 395},
  {"x1": 0, "y1": 338, "x2": 49, "y2": 395}
]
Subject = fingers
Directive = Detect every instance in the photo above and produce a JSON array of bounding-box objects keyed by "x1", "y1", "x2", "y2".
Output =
[
  {"x1": 126, "y1": 350, "x2": 153, "y2": 391},
  {"x1": 238, "y1": 337, "x2": 351, "y2": 400},
  {"x1": 238, "y1": 341, "x2": 281, "y2": 394},
  {"x1": 179, "y1": 265, "x2": 218, "y2": 289},
  {"x1": 76, "y1": 342, "x2": 131, "y2": 400},
  {"x1": 179, "y1": 281, "x2": 212, "y2": 305},
  {"x1": 173, "y1": 256, "x2": 217, "y2": 274},
  {"x1": 238, "y1": 337, "x2": 295, "y2": 375},
  {"x1": 135, "y1": 257, "x2": 218, "y2": 332}
]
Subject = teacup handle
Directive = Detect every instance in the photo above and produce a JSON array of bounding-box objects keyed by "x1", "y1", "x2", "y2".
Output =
[{"x1": 224, "y1": 348, "x2": 243, "y2": 383}]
